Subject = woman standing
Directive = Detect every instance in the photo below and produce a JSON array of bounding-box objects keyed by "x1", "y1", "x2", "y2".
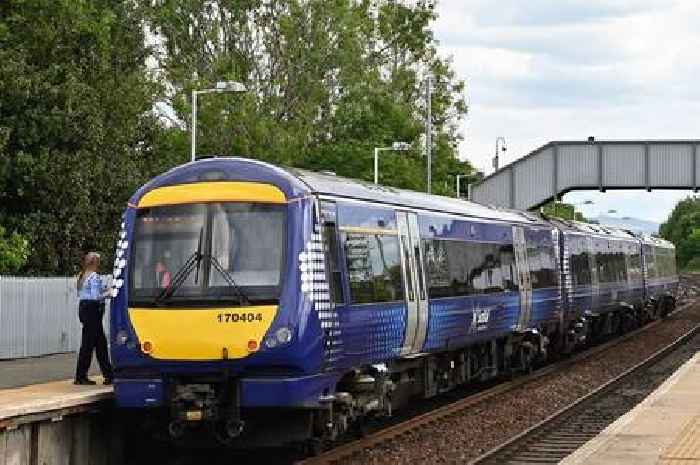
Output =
[{"x1": 75, "y1": 252, "x2": 113, "y2": 385}]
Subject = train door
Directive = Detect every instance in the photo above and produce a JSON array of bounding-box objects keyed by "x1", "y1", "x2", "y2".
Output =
[
  {"x1": 397, "y1": 211, "x2": 429, "y2": 355},
  {"x1": 408, "y1": 213, "x2": 429, "y2": 352},
  {"x1": 588, "y1": 237, "x2": 600, "y2": 310},
  {"x1": 513, "y1": 226, "x2": 532, "y2": 331}
]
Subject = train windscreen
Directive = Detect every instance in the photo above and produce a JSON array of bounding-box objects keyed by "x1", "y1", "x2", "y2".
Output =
[{"x1": 129, "y1": 202, "x2": 286, "y2": 306}]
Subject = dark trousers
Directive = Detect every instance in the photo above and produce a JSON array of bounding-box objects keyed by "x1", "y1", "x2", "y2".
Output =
[{"x1": 75, "y1": 300, "x2": 113, "y2": 381}]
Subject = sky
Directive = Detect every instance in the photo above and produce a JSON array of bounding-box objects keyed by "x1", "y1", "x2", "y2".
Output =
[{"x1": 432, "y1": 0, "x2": 698, "y2": 223}]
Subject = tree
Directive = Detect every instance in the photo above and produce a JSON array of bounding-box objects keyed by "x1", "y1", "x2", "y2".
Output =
[
  {"x1": 541, "y1": 201, "x2": 588, "y2": 221},
  {"x1": 146, "y1": 0, "x2": 473, "y2": 193},
  {"x1": 660, "y1": 196, "x2": 700, "y2": 270},
  {"x1": 0, "y1": 0, "x2": 169, "y2": 275},
  {"x1": 0, "y1": 226, "x2": 29, "y2": 275}
]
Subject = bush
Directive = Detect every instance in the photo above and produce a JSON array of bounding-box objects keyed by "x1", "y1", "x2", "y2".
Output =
[{"x1": 0, "y1": 226, "x2": 29, "y2": 274}]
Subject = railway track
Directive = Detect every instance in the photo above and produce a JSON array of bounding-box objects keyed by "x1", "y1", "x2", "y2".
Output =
[
  {"x1": 297, "y1": 301, "x2": 700, "y2": 465},
  {"x1": 472, "y1": 323, "x2": 700, "y2": 464}
]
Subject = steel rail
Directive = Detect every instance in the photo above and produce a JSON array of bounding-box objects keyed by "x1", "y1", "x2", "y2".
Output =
[
  {"x1": 297, "y1": 301, "x2": 696, "y2": 465},
  {"x1": 471, "y1": 317, "x2": 700, "y2": 464}
]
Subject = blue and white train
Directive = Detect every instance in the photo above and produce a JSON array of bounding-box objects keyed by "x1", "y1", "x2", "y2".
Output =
[{"x1": 108, "y1": 157, "x2": 678, "y2": 447}]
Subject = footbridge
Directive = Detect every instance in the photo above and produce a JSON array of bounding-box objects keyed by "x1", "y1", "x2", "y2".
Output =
[{"x1": 470, "y1": 140, "x2": 700, "y2": 210}]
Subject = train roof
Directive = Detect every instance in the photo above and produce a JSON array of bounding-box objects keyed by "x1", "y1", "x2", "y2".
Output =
[
  {"x1": 137, "y1": 157, "x2": 541, "y2": 225},
  {"x1": 639, "y1": 234, "x2": 675, "y2": 249},
  {"x1": 290, "y1": 168, "x2": 542, "y2": 225},
  {"x1": 544, "y1": 217, "x2": 650, "y2": 242},
  {"x1": 140, "y1": 158, "x2": 672, "y2": 246}
]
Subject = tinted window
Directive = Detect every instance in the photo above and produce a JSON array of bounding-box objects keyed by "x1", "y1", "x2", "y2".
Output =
[
  {"x1": 423, "y1": 240, "x2": 518, "y2": 298},
  {"x1": 571, "y1": 251, "x2": 592, "y2": 286},
  {"x1": 527, "y1": 243, "x2": 558, "y2": 289},
  {"x1": 343, "y1": 233, "x2": 404, "y2": 304},
  {"x1": 629, "y1": 251, "x2": 641, "y2": 281},
  {"x1": 323, "y1": 224, "x2": 344, "y2": 304},
  {"x1": 595, "y1": 250, "x2": 627, "y2": 283},
  {"x1": 644, "y1": 245, "x2": 657, "y2": 279}
]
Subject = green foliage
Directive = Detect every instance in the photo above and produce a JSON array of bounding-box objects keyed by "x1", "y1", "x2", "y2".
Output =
[
  {"x1": 0, "y1": 226, "x2": 29, "y2": 274},
  {"x1": 660, "y1": 197, "x2": 700, "y2": 270},
  {"x1": 147, "y1": 0, "x2": 474, "y2": 192},
  {"x1": 541, "y1": 202, "x2": 587, "y2": 221},
  {"x1": 0, "y1": 0, "x2": 175, "y2": 275},
  {"x1": 1, "y1": 0, "x2": 474, "y2": 275}
]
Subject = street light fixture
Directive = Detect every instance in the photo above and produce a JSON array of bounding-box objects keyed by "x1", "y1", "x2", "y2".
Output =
[
  {"x1": 374, "y1": 142, "x2": 411, "y2": 184},
  {"x1": 191, "y1": 81, "x2": 247, "y2": 162},
  {"x1": 456, "y1": 174, "x2": 470, "y2": 199},
  {"x1": 493, "y1": 137, "x2": 507, "y2": 172}
]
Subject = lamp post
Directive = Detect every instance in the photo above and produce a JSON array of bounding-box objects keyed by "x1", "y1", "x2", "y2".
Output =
[
  {"x1": 493, "y1": 137, "x2": 507, "y2": 172},
  {"x1": 425, "y1": 75, "x2": 433, "y2": 193},
  {"x1": 374, "y1": 142, "x2": 411, "y2": 184},
  {"x1": 191, "y1": 81, "x2": 247, "y2": 162},
  {"x1": 456, "y1": 174, "x2": 469, "y2": 199}
]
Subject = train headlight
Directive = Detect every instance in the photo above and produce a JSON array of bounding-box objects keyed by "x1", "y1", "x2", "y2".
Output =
[
  {"x1": 265, "y1": 327, "x2": 293, "y2": 349},
  {"x1": 275, "y1": 327, "x2": 293, "y2": 344},
  {"x1": 116, "y1": 330, "x2": 129, "y2": 345}
]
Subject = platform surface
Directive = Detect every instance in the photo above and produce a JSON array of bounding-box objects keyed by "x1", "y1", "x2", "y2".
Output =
[
  {"x1": 0, "y1": 352, "x2": 102, "y2": 389},
  {"x1": 562, "y1": 351, "x2": 700, "y2": 465},
  {"x1": 0, "y1": 378, "x2": 113, "y2": 423}
]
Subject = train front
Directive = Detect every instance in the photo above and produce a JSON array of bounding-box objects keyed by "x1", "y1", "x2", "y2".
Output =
[{"x1": 109, "y1": 158, "x2": 333, "y2": 444}]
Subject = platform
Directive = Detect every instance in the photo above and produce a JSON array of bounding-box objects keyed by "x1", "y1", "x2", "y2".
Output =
[
  {"x1": 0, "y1": 352, "x2": 100, "y2": 389},
  {"x1": 562, "y1": 351, "x2": 700, "y2": 465},
  {"x1": 0, "y1": 378, "x2": 112, "y2": 428}
]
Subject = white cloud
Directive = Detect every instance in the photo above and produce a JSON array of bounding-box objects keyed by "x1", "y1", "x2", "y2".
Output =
[{"x1": 434, "y1": 0, "x2": 699, "y2": 218}]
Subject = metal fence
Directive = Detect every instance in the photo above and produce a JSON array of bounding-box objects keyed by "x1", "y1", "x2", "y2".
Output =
[{"x1": 0, "y1": 276, "x2": 110, "y2": 360}]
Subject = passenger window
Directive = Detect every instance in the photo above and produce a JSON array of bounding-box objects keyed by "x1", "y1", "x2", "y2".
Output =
[
  {"x1": 343, "y1": 233, "x2": 404, "y2": 304},
  {"x1": 323, "y1": 224, "x2": 344, "y2": 304},
  {"x1": 527, "y1": 243, "x2": 557, "y2": 289},
  {"x1": 571, "y1": 251, "x2": 592, "y2": 286},
  {"x1": 422, "y1": 239, "x2": 516, "y2": 298},
  {"x1": 401, "y1": 235, "x2": 415, "y2": 301},
  {"x1": 414, "y1": 244, "x2": 426, "y2": 300}
]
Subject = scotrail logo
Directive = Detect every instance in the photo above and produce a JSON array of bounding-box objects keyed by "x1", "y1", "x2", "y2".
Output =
[{"x1": 471, "y1": 305, "x2": 494, "y2": 332}]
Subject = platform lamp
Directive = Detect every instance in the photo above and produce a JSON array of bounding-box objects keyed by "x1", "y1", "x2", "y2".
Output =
[
  {"x1": 493, "y1": 137, "x2": 507, "y2": 172},
  {"x1": 191, "y1": 81, "x2": 247, "y2": 162},
  {"x1": 374, "y1": 142, "x2": 411, "y2": 184},
  {"x1": 456, "y1": 174, "x2": 470, "y2": 199}
]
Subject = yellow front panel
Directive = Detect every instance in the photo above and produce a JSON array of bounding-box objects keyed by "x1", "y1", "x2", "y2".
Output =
[
  {"x1": 137, "y1": 181, "x2": 287, "y2": 208},
  {"x1": 128, "y1": 306, "x2": 278, "y2": 360}
]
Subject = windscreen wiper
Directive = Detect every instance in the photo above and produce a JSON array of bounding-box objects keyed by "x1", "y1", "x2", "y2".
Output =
[
  {"x1": 154, "y1": 227, "x2": 203, "y2": 306},
  {"x1": 208, "y1": 255, "x2": 251, "y2": 306}
]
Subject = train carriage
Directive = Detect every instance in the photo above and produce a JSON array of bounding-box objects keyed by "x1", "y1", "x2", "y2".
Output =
[{"x1": 109, "y1": 157, "x2": 678, "y2": 447}]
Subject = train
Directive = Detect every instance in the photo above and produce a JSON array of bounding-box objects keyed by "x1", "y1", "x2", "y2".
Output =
[{"x1": 108, "y1": 156, "x2": 678, "y2": 449}]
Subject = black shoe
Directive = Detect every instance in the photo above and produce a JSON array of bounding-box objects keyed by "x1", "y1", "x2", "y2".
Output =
[
  {"x1": 103, "y1": 378, "x2": 113, "y2": 385},
  {"x1": 74, "y1": 378, "x2": 97, "y2": 385}
]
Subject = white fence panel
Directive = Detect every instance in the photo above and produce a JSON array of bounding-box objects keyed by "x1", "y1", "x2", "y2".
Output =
[{"x1": 0, "y1": 276, "x2": 110, "y2": 360}]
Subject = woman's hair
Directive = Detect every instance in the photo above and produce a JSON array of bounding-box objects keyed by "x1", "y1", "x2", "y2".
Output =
[{"x1": 77, "y1": 252, "x2": 101, "y2": 291}]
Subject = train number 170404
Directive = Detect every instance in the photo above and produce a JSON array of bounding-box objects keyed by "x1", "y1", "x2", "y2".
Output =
[{"x1": 217, "y1": 312, "x2": 264, "y2": 323}]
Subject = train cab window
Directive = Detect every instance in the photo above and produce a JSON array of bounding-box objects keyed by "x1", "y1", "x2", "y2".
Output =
[
  {"x1": 130, "y1": 202, "x2": 286, "y2": 305},
  {"x1": 323, "y1": 224, "x2": 344, "y2": 304},
  {"x1": 343, "y1": 233, "x2": 404, "y2": 304}
]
